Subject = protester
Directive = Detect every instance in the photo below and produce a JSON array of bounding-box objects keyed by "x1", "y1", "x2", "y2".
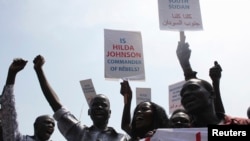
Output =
[
  {"x1": 180, "y1": 78, "x2": 250, "y2": 127},
  {"x1": 169, "y1": 108, "x2": 191, "y2": 128},
  {"x1": 120, "y1": 80, "x2": 169, "y2": 140},
  {"x1": 33, "y1": 54, "x2": 128, "y2": 141},
  {"x1": 176, "y1": 31, "x2": 225, "y2": 114},
  {"x1": 1, "y1": 58, "x2": 55, "y2": 141}
]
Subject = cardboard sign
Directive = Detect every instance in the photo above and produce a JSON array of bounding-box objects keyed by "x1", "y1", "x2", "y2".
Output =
[
  {"x1": 140, "y1": 128, "x2": 208, "y2": 141},
  {"x1": 168, "y1": 80, "x2": 185, "y2": 114},
  {"x1": 79, "y1": 79, "x2": 96, "y2": 107},
  {"x1": 136, "y1": 87, "x2": 151, "y2": 105},
  {"x1": 158, "y1": 0, "x2": 203, "y2": 31},
  {"x1": 104, "y1": 29, "x2": 145, "y2": 80}
]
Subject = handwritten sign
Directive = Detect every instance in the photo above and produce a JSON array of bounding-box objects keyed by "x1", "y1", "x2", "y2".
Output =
[
  {"x1": 140, "y1": 128, "x2": 208, "y2": 141},
  {"x1": 136, "y1": 87, "x2": 151, "y2": 105},
  {"x1": 79, "y1": 79, "x2": 97, "y2": 107},
  {"x1": 104, "y1": 29, "x2": 145, "y2": 80},
  {"x1": 158, "y1": 0, "x2": 203, "y2": 31},
  {"x1": 168, "y1": 80, "x2": 185, "y2": 114}
]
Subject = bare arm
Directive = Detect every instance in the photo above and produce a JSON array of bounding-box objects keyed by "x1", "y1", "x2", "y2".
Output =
[
  {"x1": 176, "y1": 31, "x2": 197, "y2": 80},
  {"x1": 209, "y1": 61, "x2": 225, "y2": 114},
  {"x1": 120, "y1": 80, "x2": 132, "y2": 136},
  {"x1": 33, "y1": 55, "x2": 62, "y2": 112}
]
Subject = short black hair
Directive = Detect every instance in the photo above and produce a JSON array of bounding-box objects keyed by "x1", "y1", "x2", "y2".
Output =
[{"x1": 182, "y1": 78, "x2": 214, "y2": 97}]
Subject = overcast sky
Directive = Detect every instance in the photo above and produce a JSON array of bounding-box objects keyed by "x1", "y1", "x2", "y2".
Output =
[{"x1": 1, "y1": 0, "x2": 250, "y2": 140}]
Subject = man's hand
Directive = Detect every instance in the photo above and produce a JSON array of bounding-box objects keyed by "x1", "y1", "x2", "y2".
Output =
[
  {"x1": 176, "y1": 42, "x2": 191, "y2": 64},
  {"x1": 9, "y1": 58, "x2": 28, "y2": 74},
  {"x1": 33, "y1": 55, "x2": 45, "y2": 70},
  {"x1": 120, "y1": 80, "x2": 132, "y2": 104},
  {"x1": 209, "y1": 61, "x2": 222, "y2": 81},
  {"x1": 176, "y1": 32, "x2": 191, "y2": 68}
]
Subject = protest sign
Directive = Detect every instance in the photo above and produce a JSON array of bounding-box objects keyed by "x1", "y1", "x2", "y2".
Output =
[
  {"x1": 158, "y1": 0, "x2": 203, "y2": 31},
  {"x1": 168, "y1": 80, "x2": 185, "y2": 114},
  {"x1": 136, "y1": 87, "x2": 151, "y2": 105},
  {"x1": 79, "y1": 79, "x2": 96, "y2": 107},
  {"x1": 104, "y1": 29, "x2": 145, "y2": 80},
  {"x1": 140, "y1": 128, "x2": 208, "y2": 141}
]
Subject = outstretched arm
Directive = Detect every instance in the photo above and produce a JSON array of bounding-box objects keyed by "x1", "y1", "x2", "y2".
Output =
[
  {"x1": 33, "y1": 55, "x2": 62, "y2": 112},
  {"x1": 209, "y1": 61, "x2": 225, "y2": 114},
  {"x1": 120, "y1": 80, "x2": 132, "y2": 136},
  {"x1": 176, "y1": 31, "x2": 197, "y2": 80},
  {"x1": 2, "y1": 58, "x2": 27, "y2": 141}
]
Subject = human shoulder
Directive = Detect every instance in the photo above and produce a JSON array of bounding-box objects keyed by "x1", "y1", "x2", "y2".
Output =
[
  {"x1": 25, "y1": 135, "x2": 53, "y2": 141},
  {"x1": 222, "y1": 114, "x2": 250, "y2": 125},
  {"x1": 108, "y1": 127, "x2": 130, "y2": 141}
]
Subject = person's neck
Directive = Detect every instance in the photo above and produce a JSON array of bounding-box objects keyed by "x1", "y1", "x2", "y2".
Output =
[
  {"x1": 135, "y1": 127, "x2": 152, "y2": 139},
  {"x1": 30, "y1": 135, "x2": 47, "y2": 141},
  {"x1": 192, "y1": 109, "x2": 221, "y2": 127},
  {"x1": 93, "y1": 122, "x2": 108, "y2": 131}
]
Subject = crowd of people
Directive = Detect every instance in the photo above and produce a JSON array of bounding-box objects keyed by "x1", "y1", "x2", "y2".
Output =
[{"x1": 0, "y1": 36, "x2": 250, "y2": 141}]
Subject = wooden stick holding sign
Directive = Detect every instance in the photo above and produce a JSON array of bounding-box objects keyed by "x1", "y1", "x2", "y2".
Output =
[{"x1": 179, "y1": 31, "x2": 186, "y2": 46}]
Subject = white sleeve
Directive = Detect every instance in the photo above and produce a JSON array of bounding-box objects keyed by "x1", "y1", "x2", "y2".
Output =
[{"x1": 1, "y1": 85, "x2": 23, "y2": 141}]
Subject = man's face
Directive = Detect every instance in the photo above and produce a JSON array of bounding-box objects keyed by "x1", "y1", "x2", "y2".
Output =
[
  {"x1": 134, "y1": 102, "x2": 153, "y2": 129},
  {"x1": 170, "y1": 111, "x2": 191, "y2": 128},
  {"x1": 180, "y1": 79, "x2": 212, "y2": 114},
  {"x1": 89, "y1": 95, "x2": 111, "y2": 123},
  {"x1": 35, "y1": 116, "x2": 55, "y2": 141}
]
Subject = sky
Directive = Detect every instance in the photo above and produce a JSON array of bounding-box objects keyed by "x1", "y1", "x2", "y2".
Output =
[{"x1": 1, "y1": 0, "x2": 250, "y2": 140}]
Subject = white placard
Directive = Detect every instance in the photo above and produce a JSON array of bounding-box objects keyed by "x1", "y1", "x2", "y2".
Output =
[
  {"x1": 136, "y1": 87, "x2": 151, "y2": 105},
  {"x1": 168, "y1": 80, "x2": 185, "y2": 114},
  {"x1": 158, "y1": 0, "x2": 203, "y2": 31},
  {"x1": 79, "y1": 79, "x2": 97, "y2": 107},
  {"x1": 140, "y1": 128, "x2": 208, "y2": 141},
  {"x1": 104, "y1": 29, "x2": 145, "y2": 81}
]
